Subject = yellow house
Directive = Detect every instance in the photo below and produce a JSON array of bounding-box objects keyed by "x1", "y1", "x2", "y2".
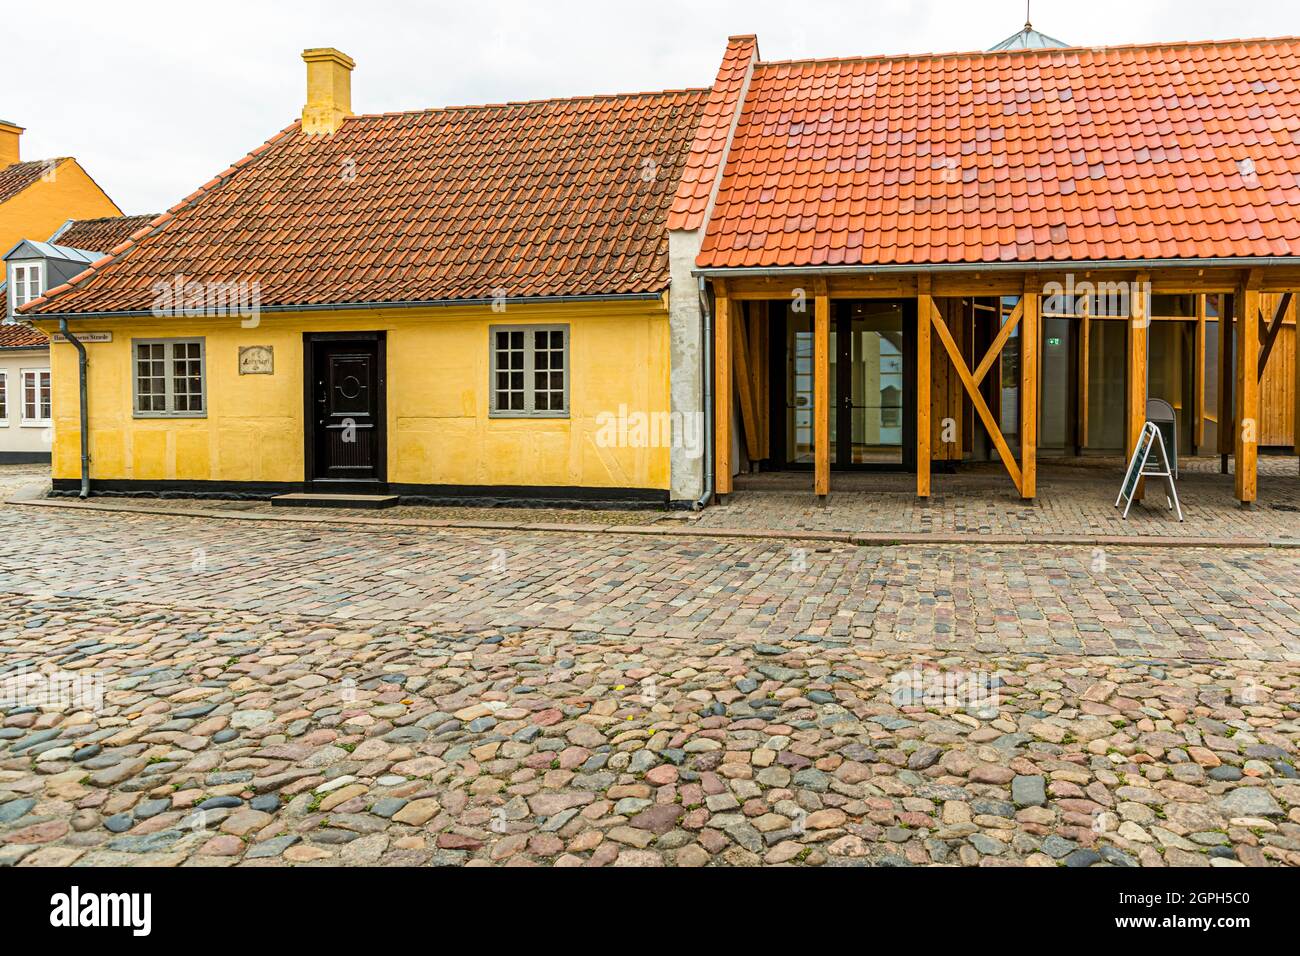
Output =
[
  {"x1": 0, "y1": 121, "x2": 122, "y2": 284},
  {"x1": 23, "y1": 49, "x2": 712, "y2": 507}
]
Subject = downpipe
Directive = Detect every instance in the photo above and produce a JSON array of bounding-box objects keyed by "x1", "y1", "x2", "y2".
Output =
[
  {"x1": 58, "y1": 319, "x2": 90, "y2": 498},
  {"x1": 693, "y1": 276, "x2": 714, "y2": 510}
]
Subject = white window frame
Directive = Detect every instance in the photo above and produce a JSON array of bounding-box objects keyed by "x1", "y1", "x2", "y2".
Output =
[
  {"x1": 489, "y1": 324, "x2": 570, "y2": 419},
  {"x1": 20, "y1": 368, "x2": 51, "y2": 426},
  {"x1": 132, "y1": 338, "x2": 207, "y2": 418},
  {"x1": 0, "y1": 370, "x2": 8, "y2": 425},
  {"x1": 9, "y1": 263, "x2": 44, "y2": 315}
]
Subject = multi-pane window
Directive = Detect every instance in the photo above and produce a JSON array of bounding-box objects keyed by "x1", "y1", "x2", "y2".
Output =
[
  {"x1": 490, "y1": 325, "x2": 568, "y2": 417},
  {"x1": 9, "y1": 263, "x2": 43, "y2": 312},
  {"x1": 133, "y1": 339, "x2": 206, "y2": 417},
  {"x1": 0, "y1": 372, "x2": 7, "y2": 421},
  {"x1": 21, "y1": 369, "x2": 50, "y2": 423}
]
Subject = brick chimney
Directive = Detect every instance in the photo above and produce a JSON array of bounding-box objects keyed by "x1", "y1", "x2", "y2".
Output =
[
  {"x1": 0, "y1": 120, "x2": 22, "y2": 166},
  {"x1": 301, "y1": 48, "x2": 355, "y2": 135}
]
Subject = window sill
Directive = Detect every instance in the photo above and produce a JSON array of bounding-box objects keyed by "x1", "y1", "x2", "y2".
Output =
[
  {"x1": 488, "y1": 414, "x2": 571, "y2": 420},
  {"x1": 132, "y1": 413, "x2": 208, "y2": 420},
  {"x1": 20, "y1": 421, "x2": 50, "y2": 429}
]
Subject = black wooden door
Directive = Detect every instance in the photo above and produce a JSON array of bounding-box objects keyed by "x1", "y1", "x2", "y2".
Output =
[{"x1": 310, "y1": 338, "x2": 383, "y2": 483}]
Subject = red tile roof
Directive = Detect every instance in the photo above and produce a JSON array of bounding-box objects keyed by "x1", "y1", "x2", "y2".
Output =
[
  {"x1": 25, "y1": 89, "x2": 709, "y2": 316},
  {"x1": 0, "y1": 314, "x2": 46, "y2": 349},
  {"x1": 698, "y1": 38, "x2": 1300, "y2": 269},
  {"x1": 1, "y1": 215, "x2": 156, "y2": 348},
  {"x1": 0, "y1": 159, "x2": 67, "y2": 205},
  {"x1": 668, "y1": 35, "x2": 758, "y2": 232},
  {"x1": 53, "y1": 214, "x2": 158, "y2": 254}
]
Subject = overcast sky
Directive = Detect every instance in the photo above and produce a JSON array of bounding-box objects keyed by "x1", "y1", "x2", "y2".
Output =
[{"x1": 2, "y1": 0, "x2": 1294, "y2": 215}]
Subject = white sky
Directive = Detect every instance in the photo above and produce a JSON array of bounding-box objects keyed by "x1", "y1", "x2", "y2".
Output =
[{"x1": 2, "y1": 0, "x2": 1294, "y2": 215}]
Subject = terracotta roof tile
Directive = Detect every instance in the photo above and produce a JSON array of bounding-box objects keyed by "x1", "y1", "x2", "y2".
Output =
[
  {"x1": 26, "y1": 89, "x2": 708, "y2": 315},
  {"x1": 668, "y1": 35, "x2": 758, "y2": 232},
  {"x1": 52, "y1": 214, "x2": 158, "y2": 255},
  {"x1": 699, "y1": 37, "x2": 1300, "y2": 268},
  {"x1": 0, "y1": 311, "x2": 46, "y2": 349},
  {"x1": 0, "y1": 158, "x2": 67, "y2": 205}
]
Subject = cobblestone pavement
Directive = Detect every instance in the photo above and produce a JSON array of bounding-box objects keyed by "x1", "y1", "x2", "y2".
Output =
[
  {"x1": 708, "y1": 457, "x2": 1300, "y2": 540},
  {"x1": 1, "y1": 495, "x2": 1298, "y2": 866}
]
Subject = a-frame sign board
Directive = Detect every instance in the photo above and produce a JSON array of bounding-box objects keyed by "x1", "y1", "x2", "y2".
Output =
[{"x1": 1116, "y1": 420, "x2": 1184, "y2": 521}]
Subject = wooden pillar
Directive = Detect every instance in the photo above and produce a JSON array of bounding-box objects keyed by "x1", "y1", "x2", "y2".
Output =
[
  {"x1": 1295, "y1": 290, "x2": 1300, "y2": 459},
  {"x1": 1194, "y1": 294, "x2": 1206, "y2": 452},
  {"x1": 1126, "y1": 275, "x2": 1149, "y2": 500},
  {"x1": 1020, "y1": 280, "x2": 1039, "y2": 499},
  {"x1": 1078, "y1": 315, "x2": 1090, "y2": 449},
  {"x1": 917, "y1": 278, "x2": 932, "y2": 497},
  {"x1": 1218, "y1": 293, "x2": 1234, "y2": 473},
  {"x1": 814, "y1": 281, "x2": 830, "y2": 499},
  {"x1": 1235, "y1": 274, "x2": 1261, "y2": 504},
  {"x1": 714, "y1": 281, "x2": 733, "y2": 499}
]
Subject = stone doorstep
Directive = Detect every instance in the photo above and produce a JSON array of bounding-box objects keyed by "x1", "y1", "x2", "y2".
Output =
[{"x1": 5, "y1": 494, "x2": 1289, "y2": 551}]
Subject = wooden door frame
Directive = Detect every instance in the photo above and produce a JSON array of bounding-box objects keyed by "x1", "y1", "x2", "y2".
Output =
[{"x1": 302, "y1": 331, "x2": 388, "y2": 491}]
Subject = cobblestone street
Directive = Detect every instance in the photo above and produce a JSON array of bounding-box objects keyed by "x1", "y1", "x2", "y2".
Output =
[{"x1": 1, "y1": 478, "x2": 1298, "y2": 867}]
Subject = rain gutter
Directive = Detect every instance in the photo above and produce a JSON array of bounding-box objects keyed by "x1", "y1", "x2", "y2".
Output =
[{"x1": 692, "y1": 256, "x2": 1300, "y2": 279}]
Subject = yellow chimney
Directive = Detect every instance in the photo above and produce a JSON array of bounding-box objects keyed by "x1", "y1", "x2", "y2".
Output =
[
  {"x1": 301, "y1": 48, "x2": 355, "y2": 135},
  {"x1": 0, "y1": 120, "x2": 22, "y2": 166}
]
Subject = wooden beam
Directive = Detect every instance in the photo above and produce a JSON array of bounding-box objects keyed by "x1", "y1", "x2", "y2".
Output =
[
  {"x1": 732, "y1": 306, "x2": 760, "y2": 466},
  {"x1": 972, "y1": 299, "x2": 1023, "y2": 387},
  {"x1": 814, "y1": 283, "x2": 830, "y2": 498},
  {"x1": 1078, "y1": 315, "x2": 1091, "y2": 449},
  {"x1": 1194, "y1": 294, "x2": 1206, "y2": 451},
  {"x1": 1258, "y1": 291, "x2": 1293, "y2": 380},
  {"x1": 1020, "y1": 281, "x2": 1039, "y2": 499},
  {"x1": 1236, "y1": 275, "x2": 1261, "y2": 503},
  {"x1": 929, "y1": 298, "x2": 1023, "y2": 492},
  {"x1": 750, "y1": 305, "x2": 770, "y2": 461},
  {"x1": 1127, "y1": 275, "x2": 1149, "y2": 500},
  {"x1": 1218, "y1": 292, "x2": 1235, "y2": 472},
  {"x1": 917, "y1": 279, "x2": 932, "y2": 497},
  {"x1": 715, "y1": 282, "x2": 733, "y2": 498}
]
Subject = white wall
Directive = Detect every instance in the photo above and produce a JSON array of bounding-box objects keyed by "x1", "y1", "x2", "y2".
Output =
[
  {"x1": 668, "y1": 228, "x2": 704, "y2": 502},
  {"x1": 0, "y1": 348, "x2": 52, "y2": 460}
]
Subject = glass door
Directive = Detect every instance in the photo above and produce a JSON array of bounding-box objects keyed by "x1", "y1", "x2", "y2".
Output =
[
  {"x1": 841, "y1": 302, "x2": 904, "y2": 464},
  {"x1": 784, "y1": 311, "x2": 815, "y2": 465},
  {"x1": 1039, "y1": 316, "x2": 1076, "y2": 454}
]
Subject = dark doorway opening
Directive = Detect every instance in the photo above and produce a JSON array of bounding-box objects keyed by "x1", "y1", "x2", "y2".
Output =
[{"x1": 303, "y1": 332, "x2": 387, "y2": 490}]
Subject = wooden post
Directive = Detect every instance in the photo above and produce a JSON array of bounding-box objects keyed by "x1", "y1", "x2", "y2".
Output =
[
  {"x1": 1020, "y1": 279, "x2": 1039, "y2": 499},
  {"x1": 1236, "y1": 274, "x2": 1261, "y2": 504},
  {"x1": 1078, "y1": 315, "x2": 1090, "y2": 450},
  {"x1": 1127, "y1": 274, "x2": 1149, "y2": 500},
  {"x1": 814, "y1": 281, "x2": 830, "y2": 500},
  {"x1": 1295, "y1": 290, "x2": 1300, "y2": 459},
  {"x1": 715, "y1": 281, "x2": 732, "y2": 499},
  {"x1": 1194, "y1": 294, "x2": 1206, "y2": 452},
  {"x1": 1218, "y1": 294, "x2": 1234, "y2": 473},
  {"x1": 749, "y1": 305, "x2": 770, "y2": 463},
  {"x1": 917, "y1": 277, "x2": 932, "y2": 497}
]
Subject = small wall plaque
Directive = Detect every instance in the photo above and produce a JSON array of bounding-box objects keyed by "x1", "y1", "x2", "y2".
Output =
[{"x1": 239, "y1": 345, "x2": 274, "y2": 375}]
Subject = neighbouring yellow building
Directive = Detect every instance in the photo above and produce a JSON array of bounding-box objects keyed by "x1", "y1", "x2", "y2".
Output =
[
  {"x1": 23, "y1": 49, "x2": 713, "y2": 507},
  {"x1": 0, "y1": 121, "x2": 121, "y2": 284}
]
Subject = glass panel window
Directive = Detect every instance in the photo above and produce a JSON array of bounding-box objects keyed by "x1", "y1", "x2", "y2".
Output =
[
  {"x1": 9, "y1": 263, "x2": 43, "y2": 311},
  {"x1": 0, "y1": 372, "x2": 7, "y2": 421},
  {"x1": 489, "y1": 325, "x2": 568, "y2": 417},
  {"x1": 133, "y1": 339, "x2": 206, "y2": 417},
  {"x1": 22, "y1": 369, "x2": 50, "y2": 423}
]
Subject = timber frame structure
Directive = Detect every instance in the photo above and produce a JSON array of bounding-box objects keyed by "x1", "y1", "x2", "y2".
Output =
[{"x1": 707, "y1": 264, "x2": 1300, "y2": 506}]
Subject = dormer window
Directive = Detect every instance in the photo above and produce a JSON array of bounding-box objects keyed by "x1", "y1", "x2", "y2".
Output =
[{"x1": 9, "y1": 262, "x2": 43, "y2": 311}]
